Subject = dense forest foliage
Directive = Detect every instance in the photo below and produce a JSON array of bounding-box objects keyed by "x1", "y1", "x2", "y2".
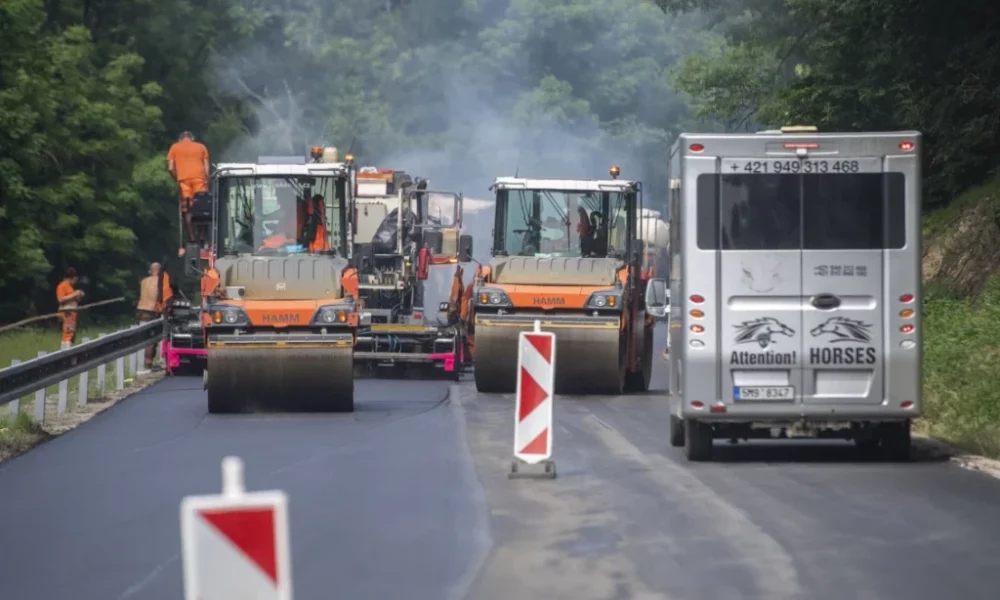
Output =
[{"x1": 1, "y1": 0, "x2": 998, "y2": 321}]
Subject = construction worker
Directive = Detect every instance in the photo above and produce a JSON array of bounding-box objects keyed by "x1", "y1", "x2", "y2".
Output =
[
  {"x1": 55, "y1": 268, "x2": 84, "y2": 349},
  {"x1": 136, "y1": 262, "x2": 173, "y2": 370},
  {"x1": 259, "y1": 196, "x2": 302, "y2": 250},
  {"x1": 304, "y1": 194, "x2": 330, "y2": 253},
  {"x1": 167, "y1": 131, "x2": 210, "y2": 254}
]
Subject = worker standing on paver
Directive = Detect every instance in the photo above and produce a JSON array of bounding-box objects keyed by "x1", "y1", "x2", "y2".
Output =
[
  {"x1": 136, "y1": 262, "x2": 172, "y2": 372},
  {"x1": 166, "y1": 131, "x2": 210, "y2": 255},
  {"x1": 55, "y1": 267, "x2": 83, "y2": 349}
]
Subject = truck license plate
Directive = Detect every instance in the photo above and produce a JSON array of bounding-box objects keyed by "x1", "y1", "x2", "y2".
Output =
[{"x1": 734, "y1": 386, "x2": 794, "y2": 400}]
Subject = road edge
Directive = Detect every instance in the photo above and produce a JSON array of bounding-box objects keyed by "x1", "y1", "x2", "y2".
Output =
[{"x1": 0, "y1": 370, "x2": 167, "y2": 465}]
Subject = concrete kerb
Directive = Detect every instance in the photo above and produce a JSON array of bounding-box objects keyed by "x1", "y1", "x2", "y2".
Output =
[{"x1": 911, "y1": 434, "x2": 1000, "y2": 479}]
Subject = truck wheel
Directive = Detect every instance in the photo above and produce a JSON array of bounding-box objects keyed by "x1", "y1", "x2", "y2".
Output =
[
  {"x1": 684, "y1": 419, "x2": 713, "y2": 461},
  {"x1": 880, "y1": 420, "x2": 911, "y2": 462},
  {"x1": 669, "y1": 413, "x2": 685, "y2": 447}
]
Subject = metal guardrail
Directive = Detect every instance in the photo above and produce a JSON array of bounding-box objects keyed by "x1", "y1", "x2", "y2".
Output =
[{"x1": 0, "y1": 318, "x2": 165, "y2": 408}]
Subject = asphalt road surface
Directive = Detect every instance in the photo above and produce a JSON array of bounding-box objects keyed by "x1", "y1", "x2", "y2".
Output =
[{"x1": 2, "y1": 327, "x2": 1000, "y2": 599}]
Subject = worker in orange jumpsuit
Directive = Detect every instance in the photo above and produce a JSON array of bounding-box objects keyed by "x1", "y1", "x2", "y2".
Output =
[
  {"x1": 448, "y1": 265, "x2": 476, "y2": 360},
  {"x1": 167, "y1": 131, "x2": 210, "y2": 254},
  {"x1": 304, "y1": 194, "x2": 330, "y2": 253},
  {"x1": 55, "y1": 267, "x2": 84, "y2": 349},
  {"x1": 136, "y1": 262, "x2": 173, "y2": 370},
  {"x1": 258, "y1": 198, "x2": 302, "y2": 250}
]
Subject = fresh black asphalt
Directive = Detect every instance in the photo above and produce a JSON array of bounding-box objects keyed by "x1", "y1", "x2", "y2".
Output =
[{"x1": 2, "y1": 328, "x2": 1000, "y2": 599}]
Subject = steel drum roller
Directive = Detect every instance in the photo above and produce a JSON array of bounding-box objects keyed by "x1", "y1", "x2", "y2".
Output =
[
  {"x1": 473, "y1": 322, "x2": 624, "y2": 395},
  {"x1": 207, "y1": 345, "x2": 354, "y2": 413}
]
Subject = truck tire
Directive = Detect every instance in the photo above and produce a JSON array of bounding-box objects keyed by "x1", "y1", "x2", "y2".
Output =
[
  {"x1": 684, "y1": 419, "x2": 713, "y2": 461},
  {"x1": 669, "y1": 413, "x2": 685, "y2": 447},
  {"x1": 880, "y1": 420, "x2": 911, "y2": 462}
]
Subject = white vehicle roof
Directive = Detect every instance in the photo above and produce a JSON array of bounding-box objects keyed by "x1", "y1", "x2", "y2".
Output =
[
  {"x1": 492, "y1": 176, "x2": 637, "y2": 192},
  {"x1": 215, "y1": 162, "x2": 350, "y2": 177}
]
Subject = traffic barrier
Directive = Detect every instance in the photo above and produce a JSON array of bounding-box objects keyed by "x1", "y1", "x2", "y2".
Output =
[
  {"x1": 510, "y1": 320, "x2": 556, "y2": 479},
  {"x1": 181, "y1": 456, "x2": 293, "y2": 600},
  {"x1": 2, "y1": 321, "x2": 164, "y2": 422}
]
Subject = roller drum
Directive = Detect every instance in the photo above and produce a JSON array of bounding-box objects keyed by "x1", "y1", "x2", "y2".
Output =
[
  {"x1": 207, "y1": 346, "x2": 354, "y2": 413},
  {"x1": 474, "y1": 323, "x2": 624, "y2": 395}
]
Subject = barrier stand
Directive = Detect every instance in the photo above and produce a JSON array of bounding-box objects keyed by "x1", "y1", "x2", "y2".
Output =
[
  {"x1": 180, "y1": 456, "x2": 293, "y2": 600},
  {"x1": 509, "y1": 320, "x2": 557, "y2": 479}
]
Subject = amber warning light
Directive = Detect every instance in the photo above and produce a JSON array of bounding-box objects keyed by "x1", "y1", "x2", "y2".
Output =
[
  {"x1": 310, "y1": 146, "x2": 323, "y2": 158},
  {"x1": 783, "y1": 143, "x2": 819, "y2": 149}
]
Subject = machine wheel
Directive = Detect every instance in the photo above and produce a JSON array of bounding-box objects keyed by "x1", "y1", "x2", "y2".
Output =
[
  {"x1": 669, "y1": 413, "x2": 685, "y2": 447},
  {"x1": 684, "y1": 419, "x2": 713, "y2": 461},
  {"x1": 879, "y1": 420, "x2": 911, "y2": 462},
  {"x1": 624, "y1": 328, "x2": 654, "y2": 393}
]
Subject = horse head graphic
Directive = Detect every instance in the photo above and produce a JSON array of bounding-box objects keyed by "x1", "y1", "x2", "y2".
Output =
[
  {"x1": 733, "y1": 317, "x2": 795, "y2": 348},
  {"x1": 810, "y1": 317, "x2": 873, "y2": 343}
]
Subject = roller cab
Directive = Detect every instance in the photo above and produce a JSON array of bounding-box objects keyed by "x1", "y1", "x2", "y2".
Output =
[
  {"x1": 350, "y1": 167, "x2": 474, "y2": 376},
  {"x1": 473, "y1": 172, "x2": 660, "y2": 395},
  {"x1": 203, "y1": 149, "x2": 360, "y2": 413}
]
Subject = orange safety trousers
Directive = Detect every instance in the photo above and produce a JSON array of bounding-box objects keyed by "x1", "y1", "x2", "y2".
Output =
[
  {"x1": 178, "y1": 178, "x2": 209, "y2": 212},
  {"x1": 60, "y1": 311, "x2": 78, "y2": 344}
]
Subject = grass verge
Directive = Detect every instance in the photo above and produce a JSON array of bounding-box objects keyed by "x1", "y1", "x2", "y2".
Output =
[
  {"x1": 919, "y1": 275, "x2": 1000, "y2": 458},
  {"x1": 0, "y1": 412, "x2": 50, "y2": 462}
]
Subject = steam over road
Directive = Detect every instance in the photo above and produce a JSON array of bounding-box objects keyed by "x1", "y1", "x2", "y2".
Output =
[{"x1": 2, "y1": 328, "x2": 1000, "y2": 599}]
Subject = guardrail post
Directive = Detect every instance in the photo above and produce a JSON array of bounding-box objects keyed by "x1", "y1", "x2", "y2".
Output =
[
  {"x1": 34, "y1": 351, "x2": 46, "y2": 422},
  {"x1": 116, "y1": 356, "x2": 125, "y2": 391},
  {"x1": 78, "y1": 337, "x2": 90, "y2": 407},
  {"x1": 58, "y1": 374, "x2": 68, "y2": 415},
  {"x1": 128, "y1": 350, "x2": 137, "y2": 379},
  {"x1": 97, "y1": 333, "x2": 108, "y2": 396},
  {"x1": 9, "y1": 359, "x2": 21, "y2": 417}
]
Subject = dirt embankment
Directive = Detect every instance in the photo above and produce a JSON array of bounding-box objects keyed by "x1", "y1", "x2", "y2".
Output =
[{"x1": 922, "y1": 180, "x2": 1000, "y2": 295}]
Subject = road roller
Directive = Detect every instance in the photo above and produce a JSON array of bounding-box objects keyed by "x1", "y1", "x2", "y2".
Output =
[
  {"x1": 350, "y1": 167, "x2": 475, "y2": 377},
  {"x1": 471, "y1": 166, "x2": 667, "y2": 395},
  {"x1": 198, "y1": 146, "x2": 361, "y2": 413}
]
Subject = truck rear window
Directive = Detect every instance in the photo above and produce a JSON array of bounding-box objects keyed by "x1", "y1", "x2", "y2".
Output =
[{"x1": 696, "y1": 173, "x2": 906, "y2": 250}]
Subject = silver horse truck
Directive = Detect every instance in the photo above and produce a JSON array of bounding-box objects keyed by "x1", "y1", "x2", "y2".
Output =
[{"x1": 666, "y1": 127, "x2": 922, "y2": 461}]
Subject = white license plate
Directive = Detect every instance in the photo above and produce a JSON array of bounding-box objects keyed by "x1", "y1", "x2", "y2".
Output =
[{"x1": 734, "y1": 386, "x2": 794, "y2": 400}]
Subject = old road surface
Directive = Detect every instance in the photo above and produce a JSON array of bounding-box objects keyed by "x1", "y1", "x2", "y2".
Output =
[{"x1": 3, "y1": 328, "x2": 1000, "y2": 600}]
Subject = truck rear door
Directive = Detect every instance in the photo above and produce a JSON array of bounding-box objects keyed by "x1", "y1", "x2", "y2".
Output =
[
  {"x1": 716, "y1": 160, "x2": 804, "y2": 406},
  {"x1": 800, "y1": 158, "x2": 900, "y2": 406},
  {"x1": 715, "y1": 156, "x2": 902, "y2": 407}
]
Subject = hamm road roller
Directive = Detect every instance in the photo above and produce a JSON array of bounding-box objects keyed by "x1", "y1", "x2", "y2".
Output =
[
  {"x1": 472, "y1": 166, "x2": 667, "y2": 395},
  {"x1": 199, "y1": 146, "x2": 361, "y2": 413}
]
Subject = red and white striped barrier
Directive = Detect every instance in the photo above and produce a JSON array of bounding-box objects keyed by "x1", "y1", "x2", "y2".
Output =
[
  {"x1": 511, "y1": 321, "x2": 556, "y2": 478},
  {"x1": 181, "y1": 456, "x2": 293, "y2": 600}
]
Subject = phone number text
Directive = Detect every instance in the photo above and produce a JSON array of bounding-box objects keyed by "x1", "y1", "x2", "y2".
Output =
[{"x1": 731, "y1": 160, "x2": 861, "y2": 174}]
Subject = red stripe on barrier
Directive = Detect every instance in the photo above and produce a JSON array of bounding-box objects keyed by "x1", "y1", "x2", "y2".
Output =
[
  {"x1": 518, "y1": 367, "x2": 548, "y2": 421},
  {"x1": 520, "y1": 427, "x2": 549, "y2": 455},
  {"x1": 525, "y1": 334, "x2": 552, "y2": 364},
  {"x1": 201, "y1": 508, "x2": 279, "y2": 584}
]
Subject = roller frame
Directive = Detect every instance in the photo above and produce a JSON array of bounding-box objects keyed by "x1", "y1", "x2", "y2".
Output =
[
  {"x1": 354, "y1": 323, "x2": 464, "y2": 375},
  {"x1": 205, "y1": 331, "x2": 355, "y2": 413},
  {"x1": 472, "y1": 312, "x2": 625, "y2": 395}
]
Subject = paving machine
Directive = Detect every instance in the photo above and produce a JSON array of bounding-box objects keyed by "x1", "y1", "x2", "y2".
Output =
[
  {"x1": 163, "y1": 190, "x2": 214, "y2": 374},
  {"x1": 471, "y1": 166, "x2": 667, "y2": 394},
  {"x1": 187, "y1": 146, "x2": 361, "y2": 413},
  {"x1": 351, "y1": 167, "x2": 474, "y2": 376}
]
